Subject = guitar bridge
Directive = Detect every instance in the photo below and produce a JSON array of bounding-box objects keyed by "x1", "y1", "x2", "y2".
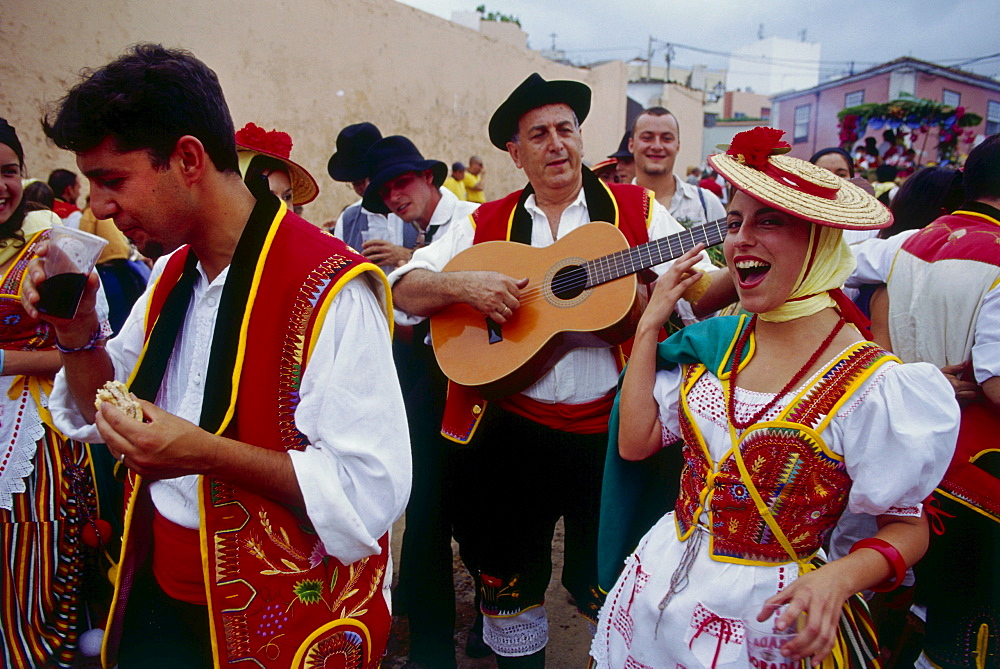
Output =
[{"x1": 485, "y1": 317, "x2": 503, "y2": 344}]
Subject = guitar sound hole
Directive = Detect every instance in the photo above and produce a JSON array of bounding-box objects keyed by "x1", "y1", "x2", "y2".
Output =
[{"x1": 550, "y1": 265, "x2": 588, "y2": 301}]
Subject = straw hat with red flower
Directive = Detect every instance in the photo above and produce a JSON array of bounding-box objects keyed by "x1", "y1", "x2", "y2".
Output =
[
  {"x1": 708, "y1": 127, "x2": 891, "y2": 230},
  {"x1": 235, "y1": 122, "x2": 319, "y2": 205}
]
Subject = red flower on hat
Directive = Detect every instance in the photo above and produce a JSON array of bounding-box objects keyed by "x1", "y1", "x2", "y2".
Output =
[
  {"x1": 726, "y1": 127, "x2": 790, "y2": 170},
  {"x1": 235, "y1": 122, "x2": 293, "y2": 159}
]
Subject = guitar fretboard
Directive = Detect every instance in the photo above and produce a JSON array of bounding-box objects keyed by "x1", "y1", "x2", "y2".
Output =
[{"x1": 584, "y1": 218, "x2": 728, "y2": 288}]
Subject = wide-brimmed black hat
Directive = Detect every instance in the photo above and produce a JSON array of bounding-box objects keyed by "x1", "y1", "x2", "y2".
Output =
[
  {"x1": 361, "y1": 135, "x2": 447, "y2": 215},
  {"x1": 488, "y1": 73, "x2": 591, "y2": 150},
  {"x1": 609, "y1": 130, "x2": 633, "y2": 159},
  {"x1": 327, "y1": 122, "x2": 382, "y2": 182}
]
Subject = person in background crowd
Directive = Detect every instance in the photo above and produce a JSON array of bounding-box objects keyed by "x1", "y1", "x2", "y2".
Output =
[
  {"x1": 590, "y1": 157, "x2": 618, "y2": 183},
  {"x1": 22, "y1": 178, "x2": 55, "y2": 211},
  {"x1": 464, "y1": 155, "x2": 486, "y2": 204},
  {"x1": 235, "y1": 121, "x2": 319, "y2": 212},
  {"x1": 48, "y1": 168, "x2": 83, "y2": 227},
  {"x1": 592, "y1": 126, "x2": 958, "y2": 668},
  {"x1": 630, "y1": 106, "x2": 726, "y2": 267},
  {"x1": 1, "y1": 116, "x2": 112, "y2": 668},
  {"x1": 609, "y1": 130, "x2": 635, "y2": 184},
  {"x1": 865, "y1": 134, "x2": 1000, "y2": 669},
  {"x1": 698, "y1": 169, "x2": 725, "y2": 200},
  {"x1": 31, "y1": 43, "x2": 409, "y2": 668},
  {"x1": 685, "y1": 165, "x2": 701, "y2": 185},
  {"x1": 809, "y1": 146, "x2": 854, "y2": 180},
  {"x1": 443, "y1": 161, "x2": 468, "y2": 200},
  {"x1": 390, "y1": 73, "x2": 714, "y2": 667},
  {"x1": 361, "y1": 135, "x2": 474, "y2": 269},
  {"x1": 874, "y1": 163, "x2": 899, "y2": 206},
  {"x1": 327, "y1": 121, "x2": 389, "y2": 247}
]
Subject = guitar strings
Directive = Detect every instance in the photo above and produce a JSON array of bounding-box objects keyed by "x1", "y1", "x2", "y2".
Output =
[{"x1": 505, "y1": 223, "x2": 727, "y2": 307}]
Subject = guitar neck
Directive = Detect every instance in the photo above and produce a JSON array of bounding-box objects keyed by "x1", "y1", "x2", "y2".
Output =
[{"x1": 585, "y1": 218, "x2": 727, "y2": 288}]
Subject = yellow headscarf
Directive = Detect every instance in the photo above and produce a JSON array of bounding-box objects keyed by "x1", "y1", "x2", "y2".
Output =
[{"x1": 757, "y1": 223, "x2": 856, "y2": 322}]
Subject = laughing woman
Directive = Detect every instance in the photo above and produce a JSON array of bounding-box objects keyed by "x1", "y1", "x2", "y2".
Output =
[{"x1": 591, "y1": 128, "x2": 960, "y2": 668}]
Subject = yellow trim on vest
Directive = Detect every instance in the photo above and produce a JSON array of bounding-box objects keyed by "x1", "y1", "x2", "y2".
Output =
[
  {"x1": 976, "y1": 623, "x2": 990, "y2": 669},
  {"x1": 291, "y1": 619, "x2": 374, "y2": 668},
  {"x1": 467, "y1": 211, "x2": 477, "y2": 232},
  {"x1": 198, "y1": 480, "x2": 221, "y2": 666},
  {"x1": 991, "y1": 276, "x2": 1000, "y2": 291},
  {"x1": 306, "y1": 262, "x2": 393, "y2": 364},
  {"x1": 674, "y1": 363, "x2": 713, "y2": 543},
  {"x1": 505, "y1": 200, "x2": 516, "y2": 240},
  {"x1": 130, "y1": 255, "x2": 184, "y2": 388},
  {"x1": 213, "y1": 201, "x2": 285, "y2": 437},
  {"x1": 935, "y1": 488, "x2": 1000, "y2": 524},
  {"x1": 971, "y1": 448, "x2": 1000, "y2": 463},
  {"x1": 644, "y1": 188, "x2": 655, "y2": 229},
  {"x1": 596, "y1": 177, "x2": 622, "y2": 228},
  {"x1": 0, "y1": 230, "x2": 46, "y2": 299},
  {"x1": 789, "y1": 343, "x2": 897, "y2": 436},
  {"x1": 716, "y1": 314, "x2": 754, "y2": 380},
  {"x1": 742, "y1": 419, "x2": 840, "y2": 462},
  {"x1": 953, "y1": 210, "x2": 1000, "y2": 228},
  {"x1": 101, "y1": 471, "x2": 144, "y2": 667}
]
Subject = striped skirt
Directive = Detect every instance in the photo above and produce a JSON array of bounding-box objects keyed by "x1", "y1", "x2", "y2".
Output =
[{"x1": 0, "y1": 426, "x2": 95, "y2": 668}]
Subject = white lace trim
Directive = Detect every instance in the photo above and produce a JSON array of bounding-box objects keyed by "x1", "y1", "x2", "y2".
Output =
[
  {"x1": 483, "y1": 606, "x2": 548, "y2": 657},
  {"x1": 0, "y1": 376, "x2": 46, "y2": 510}
]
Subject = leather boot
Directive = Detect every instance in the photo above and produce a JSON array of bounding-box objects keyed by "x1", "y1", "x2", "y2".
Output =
[{"x1": 495, "y1": 648, "x2": 545, "y2": 668}]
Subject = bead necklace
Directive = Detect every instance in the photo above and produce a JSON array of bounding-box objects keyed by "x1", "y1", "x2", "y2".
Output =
[{"x1": 726, "y1": 314, "x2": 846, "y2": 430}]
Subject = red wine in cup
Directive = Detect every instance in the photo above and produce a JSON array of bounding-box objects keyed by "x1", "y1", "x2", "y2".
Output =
[{"x1": 36, "y1": 273, "x2": 88, "y2": 319}]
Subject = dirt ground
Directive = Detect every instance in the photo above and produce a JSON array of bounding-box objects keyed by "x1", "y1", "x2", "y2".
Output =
[{"x1": 381, "y1": 516, "x2": 594, "y2": 668}]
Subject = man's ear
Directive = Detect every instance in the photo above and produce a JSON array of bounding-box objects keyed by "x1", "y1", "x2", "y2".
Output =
[
  {"x1": 506, "y1": 142, "x2": 522, "y2": 169},
  {"x1": 628, "y1": 137, "x2": 635, "y2": 154},
  {"x1": 173, "y1": 135, "x2": 208, "y2": 185}
]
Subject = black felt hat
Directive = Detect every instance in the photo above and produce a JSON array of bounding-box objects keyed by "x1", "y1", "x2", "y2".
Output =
[
  {"x1": 361, "y1": 135, "x2": 447, "y2": 215},
  {"x1": 487, "y1": 73, "x2": 591, "y2": 150},
  {"x1": 609, "y1": 130, "x2": 633, "y2": 159},
  {"x1": 327, "y1": 122, "x2": 382, "y2": 182}
]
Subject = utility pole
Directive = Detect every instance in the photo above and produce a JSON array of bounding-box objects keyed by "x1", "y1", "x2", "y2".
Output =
[
  {"x1": 665, "y1": 43, "x2": 674, "y2": 83},
  {"x1": 549, "y1": 33, "x2": 557, "y2": 50},
  {"x1": 647, "y1": 35, "x2": 653, "y2": 80}
]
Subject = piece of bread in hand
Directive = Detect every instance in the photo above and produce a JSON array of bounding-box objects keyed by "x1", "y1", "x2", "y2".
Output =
[{"x1": 94, "y1": 381, "x2": 143, "y2": 421}]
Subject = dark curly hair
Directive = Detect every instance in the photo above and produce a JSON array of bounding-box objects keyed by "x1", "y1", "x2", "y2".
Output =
[{"x1": 42, "y1": 43, "x2": 239, "y2": 173}]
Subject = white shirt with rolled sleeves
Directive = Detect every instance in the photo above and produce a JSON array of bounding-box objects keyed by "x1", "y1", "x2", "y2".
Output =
[
  {"x1": 387, "y1": 186, "x2": 714, "y2": 405},
  {"x1": 49, "y1": 251, "x2": 411, "y2": 565}
]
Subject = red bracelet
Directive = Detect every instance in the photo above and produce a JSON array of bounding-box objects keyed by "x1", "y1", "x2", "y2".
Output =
[{"x1": 849, "y1": 538, "x2": 907, "y2": 592}]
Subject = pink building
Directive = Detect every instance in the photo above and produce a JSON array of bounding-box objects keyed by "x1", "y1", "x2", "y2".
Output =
[{"x1": 771, "y1": 57, "x2": 1000, "y2": 161}]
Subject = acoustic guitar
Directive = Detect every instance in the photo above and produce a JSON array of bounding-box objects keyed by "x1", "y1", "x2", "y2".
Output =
[{"x1": 429, "y1": 218, "x2": 728, "y2": 399}]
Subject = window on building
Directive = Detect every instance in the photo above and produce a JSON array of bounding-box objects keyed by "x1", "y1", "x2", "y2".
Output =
[
  {"x1": 987, "y1": 100, "x2": 1000, "y2": 136},
  {"x1": 761, "y1": 107, "x2": 771, "y2": 121},
  {"x1": 845, "y1": 91, "x2": 864, "y2": 107},
  {"x1": 943, "y1": 90, "x2": 961, "y2": 107},
  {"x1": 794, "y1": 104, "x2": 811, "y2": 143}
]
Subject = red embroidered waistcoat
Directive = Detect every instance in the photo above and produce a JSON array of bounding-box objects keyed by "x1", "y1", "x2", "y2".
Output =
[
  {"x1": 440, "y1": 180, "x2": 655, "y2": 443},
  {"x1": 104, "y1": 206, "x2": 393, "y2": 668},
  {"x1": 674, "y1": 341, "x2": 895, "y2": 565}
]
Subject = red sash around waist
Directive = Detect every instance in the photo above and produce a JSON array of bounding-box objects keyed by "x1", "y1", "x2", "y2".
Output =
[
  {"x1": 497, "y1": 391, "x2": 614, "y2": 434},
  {"x1": 152, "y1": 510, "x2": 207, "y2": 606}
]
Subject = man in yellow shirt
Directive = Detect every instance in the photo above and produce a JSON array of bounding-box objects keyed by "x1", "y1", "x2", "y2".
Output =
[
  {"x1": 463, "y1": 155, "x2": 486, "y2": 203},
  {"x1": 442, "y1": 161, "x2": 468, "y2": 200}
]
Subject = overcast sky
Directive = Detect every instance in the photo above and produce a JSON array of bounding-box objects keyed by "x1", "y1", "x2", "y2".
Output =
[{"x1": 398, "y1": 0, "x2": 1000, "y2": 81}]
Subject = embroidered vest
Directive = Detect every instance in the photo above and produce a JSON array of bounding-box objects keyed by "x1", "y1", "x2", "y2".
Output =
[
  {"x1": 103, "y1": 203, "x2": 393, "y2": 669},
  {"x1": 440, "y1": 173, "x2": 655, "y2": 443},
  {"x1": 674, "y1": 333, "x2": 895, "y2": 565}
]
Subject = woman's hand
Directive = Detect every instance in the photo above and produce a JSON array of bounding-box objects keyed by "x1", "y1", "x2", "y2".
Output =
[
  {"x1": 636, "y1": 244, "x2": 706, "y2": 336},
  {"x1": 757, "y1": 561, "x2": 856, "y2": 665}
]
